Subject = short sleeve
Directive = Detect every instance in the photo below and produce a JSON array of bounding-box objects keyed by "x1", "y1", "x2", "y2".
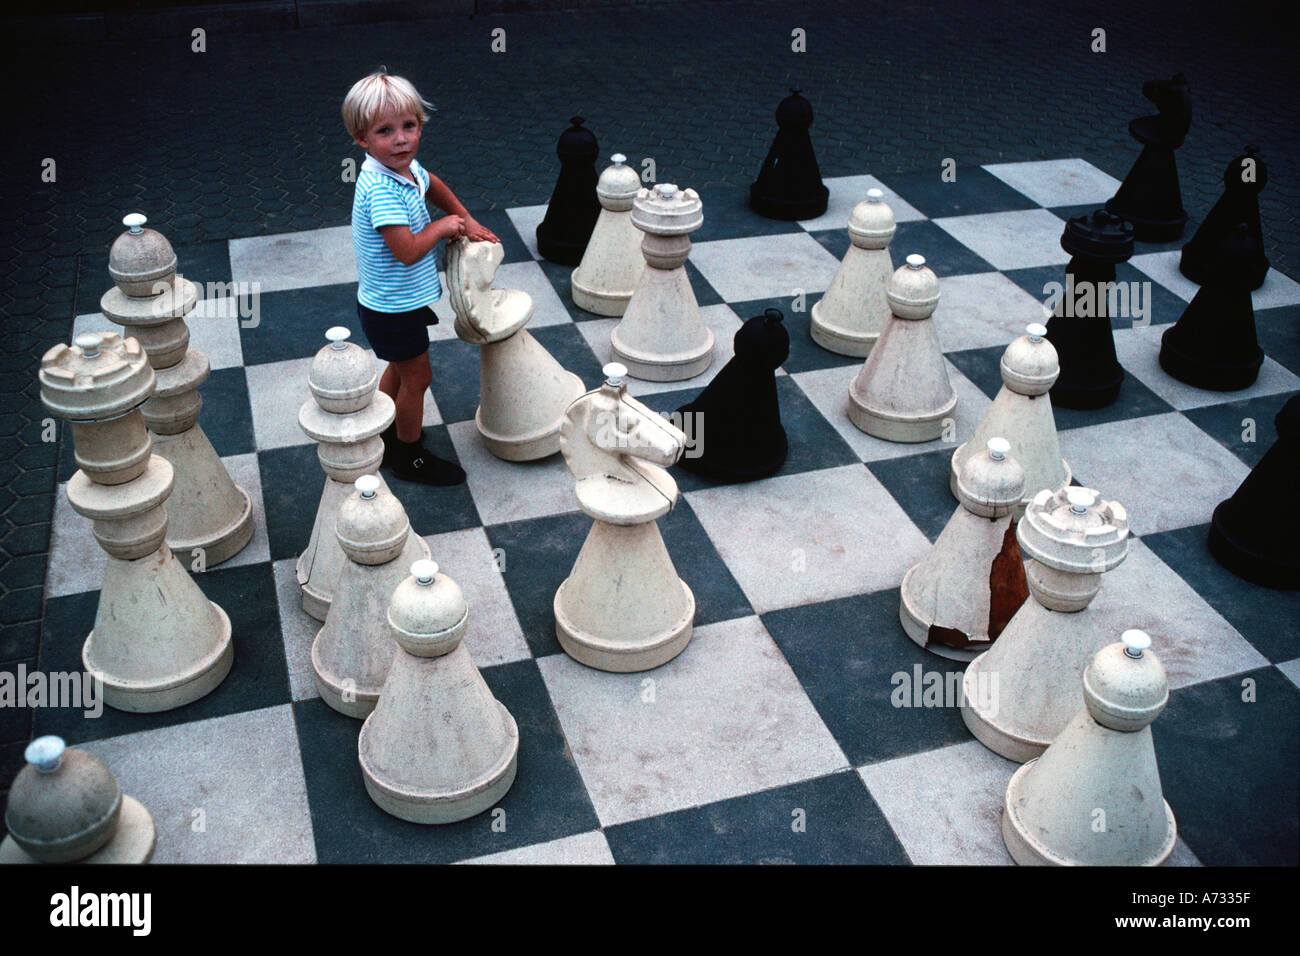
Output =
[{"x1": 368, "y1": 179, "x2": 410, "y2": 228}]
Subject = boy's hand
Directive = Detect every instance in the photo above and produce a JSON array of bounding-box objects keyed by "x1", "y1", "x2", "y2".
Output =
[
  {"x1": 437, "y1": 215, "x2": 466, "y2": 241},
  {"x1": 463, "y1": 217, "x2": 500, "y2": 243}
]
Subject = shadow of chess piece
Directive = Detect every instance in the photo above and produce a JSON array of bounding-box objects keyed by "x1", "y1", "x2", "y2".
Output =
[
  {"x1": 750, "y1": 89, "x2": 829, "y2": 221},
  {"x1": 1180, "y1": 146, "x2": 1270, "y2": 289},
  {"x1": 536, "y1": 116, "x2": 602, "y2": 266},
  {"x1": 1106, "y1": 73, "x2": 1191, "y2": 242},
  {"x1": 675, "y1": 308, "x2": 789, "y2": 482}
]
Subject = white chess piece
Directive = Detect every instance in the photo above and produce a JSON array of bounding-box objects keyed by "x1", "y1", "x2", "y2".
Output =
[
  {"x1": 572, "y1": 153, "x2": 646, "y2": 316},
  {"x1": 810, "y1": 188, "x2": 895, "y2": 356}
]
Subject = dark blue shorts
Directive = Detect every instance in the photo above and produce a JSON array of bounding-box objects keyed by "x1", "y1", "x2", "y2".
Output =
[{"x1": 356, "y1": 302, "x2": 438, "y2": 362}]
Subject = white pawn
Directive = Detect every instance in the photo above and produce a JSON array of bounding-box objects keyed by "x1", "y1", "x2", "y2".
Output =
[
  {"x1": 1002, "y1": 630, "x2": 1178, "y2": 866},
  {"x1": 951, "y1": 323, "x2": 1070, "y2": 511},
  {"x1": 847, "y1": 254, "x2": 956, "y2": 441},
  {"x1": 359, "y1": 559, "x2": 519, "y2": 824},
  {"x1": 571, "y1": 153, "x2": 646, "y2": 316},
  {"x1": 900, "y1": 437, "x2": 1029, "y2": 660},
  {"x1": 810, "y1": 188, "x2": 895, "y2": 356}
]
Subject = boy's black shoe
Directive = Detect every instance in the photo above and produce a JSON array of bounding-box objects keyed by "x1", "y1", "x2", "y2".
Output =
[
  {"x1": 389, "y1": 438, "x2": 466, "y2": 486},
  {"x1": 379, "y1": 423, "x2": 398, "y2": 467}
]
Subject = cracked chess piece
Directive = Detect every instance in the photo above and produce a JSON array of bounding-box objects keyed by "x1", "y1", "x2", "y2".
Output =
[
  {"x1": 1180, "y1": 146, "x2": 1270, "y2": 289},
  {"x1": 359, "y1": 559, "x2": 519, "y2": 823},
  {"x1": 40, "y1": 332, "x2": 233, "y2": 712},
  {"x1": 1106, "y1": 72, "x2": 1192, "y2": 242},
  {"x1": 571, "y1": 153, "x2": 646, "y2": 316},
  {"x1": 1, "y1": 737, "x2": 155, "y2": 864},
  {"x1": 554, "y1": 363, "x2": 695, "y2": 671},
  {"x1": 1002, "y1": 630, "x2": 1177, "y2": 866},
  {"x1": 750, "y1": 89, "x2": 829, "y2": 221},
  {"x1": 536, "y1": 116, "x2": 602, "y2": 266},
  {"x1": 100, "y1": 213, "x2": 253, "y2": 567},
  {"x1": 810, "y1": 189, "x2": 895, "y2": 356},
  {"x1": 901, "y1": 438, "x2": 1030, "y2": 660},
  {"x1": 847, "y1": 254, "x2": 956, "y2": 441},
  {"x1": 446, "y1": 237, "x2": 585, "y2": 460}
]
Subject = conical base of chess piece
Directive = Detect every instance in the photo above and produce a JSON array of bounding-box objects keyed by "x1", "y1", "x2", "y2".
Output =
[
  {"x1": 750, "y1": 90, "x2": 829, "y2": 221},
  {"x1": 1179, "y1": 146, "x2": 1270, "y2": 290},
  {"x1": 477, "y1": 328, "x2": 586, "y2": 461},
  {"x1": 1159, "y1": 285, "x2": 1263, "y2": 391},
  {"x1": 1045, "y1": 313, "x2": 1124, "y2": 411},
  {"x1": 847, "y1": 315, "x2": 955, "y2": 439},
  {"x1": 611, "y1": 251, "x2": 713, "y2": 382},
  {"x1": 809, "y1": 190, "x2": 895, "y2": 357},
  {"x1": 1, "y1": 796, "x2": 155, "y2": 864},
  {"x1": 1106, "y1": 145, "x2": 1187, "y2": 243},
  {"x1": 150, "y1": 425, "x2": 254, "y2": 567}
]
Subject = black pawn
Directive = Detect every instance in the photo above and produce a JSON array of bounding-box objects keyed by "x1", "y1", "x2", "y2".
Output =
[
  {"x1": 1180, "y1": 146, "x2": 1270, "y2": 289},
  {"x1": 1106, "y1": 73, "x2": 1192, "y2": 242},
  {"x1": 749, "y1": 90, "x2": 828, "y2": 221},
  {"x1": 674, "y1": 308, "x2": 789, "y2": 482},
  {"x1": 1207, "y1": 395, "x2": 1300, "y2": 589},
  {"x1": 536, "y1": 117, "x2": 601, "y2": 266},
  {"x1": 1160, "y1": 223, "x2": 1264, "y2": 390},
  {"x1": 1046, "y1": 210, "x2": 1134, "y2": 410}
]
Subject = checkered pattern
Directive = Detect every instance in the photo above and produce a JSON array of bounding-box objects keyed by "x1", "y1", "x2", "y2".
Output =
[{"x1": 23, "y1": 159, "x2": 1300, "y2": 865}]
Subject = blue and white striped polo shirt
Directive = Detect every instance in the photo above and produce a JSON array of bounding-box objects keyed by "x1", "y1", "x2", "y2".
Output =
[{"x1": 352, "y1": 154, "x2": 443, "y2": 311}]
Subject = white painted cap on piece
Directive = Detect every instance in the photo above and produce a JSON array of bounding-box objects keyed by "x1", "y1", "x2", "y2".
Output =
[
  {"x1": 355, "y1": 474, "x2": 380, "y2": 498},
  {"x1": 26, "y1": 736, "x2": 66, "y2": 774},
  {"x1": 611, "y1": 153, "x2": 626, "y2": 165},
  {"x1": 603, "y1": 362, "x2": 628, "y2": 387},
  {"x1": 1067, "y1": 488, "x2": 1097, "y2": 513},
  {"x1": 122, "y1": 213, "x2": 147, "y2": 233},
  {"x1": 1027, "y1": 322, "x2": 1048, "y2": 340},
  {"x1": 326, "y1": 327, "x2": 351, "y2": 349},
  {"x1": 1122, "y1": 629, "x2": 1152, "y2": 658},
  {"x1": 74, "y1": 332, "x2": 104, "y2": 357},
  {"x1": 411, "y1": 559, "x2": 439, "y2": 585},
  {"x1": 906, "y1": 253, "x2": 926, "y2": 269},
  {"x1": 867, "y1": 188, "x2": 883, "y2": 201},
  {"x1": 987, "y1": 437, "x2": 1010, "y2": 460}
]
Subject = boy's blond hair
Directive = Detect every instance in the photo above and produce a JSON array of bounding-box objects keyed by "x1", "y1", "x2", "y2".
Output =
[{"x1": 342, "y1": 71, "x2": 434, "y2": 141}]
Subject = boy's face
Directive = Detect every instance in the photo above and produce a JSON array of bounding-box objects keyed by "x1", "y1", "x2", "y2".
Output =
[{"x1": 355, "y1": 108, "x2": 422, "y2": 176}]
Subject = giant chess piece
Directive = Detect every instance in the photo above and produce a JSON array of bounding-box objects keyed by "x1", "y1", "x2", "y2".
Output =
[
  {"x1": 1159, "y1": 223, "x2": 1264, "y2": 390},
  {"x1": 674, "y1": 308, "x2": 789, "y2": 482},
  {"x1": 571, "y1": 153, "x2": 646, "y2": 316},
  {"x1": 962, "y1": 487, "x2": 1130, "y2": 762},
  {"x1": 446, "y1": 238, "x2": 585, "y2": 460},
  {"x1": 297, "y1": 327, "x2": 396, "y2": 621},
  {"x1": 554, "y1": 363, "x2": 695, "y2": 671},
  {"x1": 810, "y1": 189, "x2": 895, "y2": 356},
  {"x1": 40, "y1": 332, "x2": 233, "y2": 712},
  {"x1": 1046, "y1": 211, "x2": 1133, "y2": 410},
  {"x1": 535, "y1": 116, "x2": 602, "y2": 266},
  {"x1": 848, "y1": 254, "x2": 956, "y2": 441},
  {"x1": 311, "y1": 475, "x2": 431, "y2": 717},
  {"x1": 1207, "y1": 394, "x2": 1300, "y2": 589},
  {"x1": 100, "y1": 214, "x2": 253, "y2": 567},
  {"x1": 359, "y1": 559, "x2": 519, "y2": 823},
  {"x1": 901, "y1": 438, "x2": 1030, "y2": 660},
  {"x1": 1002, "y1": 630, "x2": 1177, "y2": 866},
  {"x1": 749, "y1": 89, "x2": 829, "y2": 221},
  {"x1": 1180, "y1": 146, "x2": 1270, "y2": 289},
  {"x1": 1, "y1": 737, "x2": 155, "y2": 864},
  {"x1": 1106, "y1": 73, "x2": 1192, "y2": 242},
  {"x1": 951, "y1": 324, "x2": 1070, "y2": 511},
  {"x1": 611, "y1": 184, "x2": 714, "y2": 381}
]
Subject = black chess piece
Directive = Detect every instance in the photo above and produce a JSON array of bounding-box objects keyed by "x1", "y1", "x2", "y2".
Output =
[
  {"x1": 1045, "y1": 210, "x2": 1133, "y2": 410},
  {"x1": 1106, "y1": 73, "x2": 1192, "y2": 242},
  {"x1": 1207, "y1": 394, "x2": 1300, "y2": 589},
  {"x1": 750, "y1": 90, "x2": 829, "y2": 221},
  {"x1": 1179, "y1": 146, "x2": 1270, "y2": 289},
  {"x1": 1160, "y1": 223, "x2": 1264, "y2": 390},
  {"x1": 536, "y1": 117, "x2": 602, "y2": 266},
  {"x1": 674, "y1": 308, "x2": 789, "y2": 482}
]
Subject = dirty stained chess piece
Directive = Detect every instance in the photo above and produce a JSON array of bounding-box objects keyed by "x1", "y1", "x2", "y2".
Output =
[
  {"x1": 1180, "y1": 146, "x2": 1270, "y2": 289},
  {"x1": 847, "y1": 254, "x2": 956, "y2": 441},
  {"x1": 39, "y1": 332, "x2": 233, "y2": 712},
  {"x1": 312, "y1": 475, "x2": 431, "y2": 718},
  {"x1": 1002, "y1": 630, "x2": 1178, "y2": 867},
  {"x1": 571, "y1": 153, "x2": 646, "y2": 316},
  {"x1": 1106, "y1": 72, "x2": 1192, "y2": 242},
  {"x1": 99, "y1": 213, "x2": 253, "y2": 567},
  {"x1": 1, "y1": 736, "x2": 155, "y2": 864},
  {"x1": 961, "y1": 486, "x2": 1130, "y2": 763},
  {"x1": 674, "y1": 307, "x2": 789, "y2": 482},
  {"x1": 535, "y1": 116, "x2": 602, "y2": 266},
  {"x1": 554, "y1": 363, "x2": 695, "y2": 671},
  {"x1": 809, "y1": 188, "x2": 895, "y2": 357},
  {"x1": 359, "y1": 559, "x2": 519, "y2": 824},
  {"x1": 297, "y1": 327, "x2": 397, "y2": 622},
  {"x1": 950, "y1": 323, "x2": 1070, "y2": 511},
  {"x1": 901, "y1": 438, "x2": 1030, "y2": 661},
  {"x1": 611, "y1": 183, "x2": 714, "y2": 381},
  {"x1": 749, "y1": 89, "x2": 829, "y2": 221}
]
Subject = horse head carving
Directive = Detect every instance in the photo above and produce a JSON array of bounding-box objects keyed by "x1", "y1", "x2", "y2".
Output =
[{"x1": 445, "y1": 238, "x2": 532, "y2": 344}]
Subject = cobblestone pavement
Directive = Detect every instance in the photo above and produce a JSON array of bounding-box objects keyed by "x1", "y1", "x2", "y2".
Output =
[{"x1": 0, "y1": 0, "x2": 1296, "y2": 789}]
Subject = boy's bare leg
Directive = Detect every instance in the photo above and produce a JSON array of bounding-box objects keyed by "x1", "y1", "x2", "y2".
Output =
[
  {"x1": 390, "y1": 353, "x2": 432, "y2": 443},
  {"x1": 379, "y1": 362, "x2": 399, "y2": 401}
]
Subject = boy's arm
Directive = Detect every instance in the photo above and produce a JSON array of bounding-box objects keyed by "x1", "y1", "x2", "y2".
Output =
[
  {"x1": 426, "y1": 174, "x2": 499, "y2": 243},
  {"x1": 378, "y1": 219, "x2": 461, "y2": 266}
]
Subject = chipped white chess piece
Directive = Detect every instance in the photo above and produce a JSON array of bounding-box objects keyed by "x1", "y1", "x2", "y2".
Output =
[
  {"x1": 810, "y1": 188, "x2": 895, "y2": 356},
  {"x1": 961, "y1": 487, "x2": 1130, "y2": 762},
  {"x1": 1, "y1": 736, "x2": 155, "y2": 864},
  {"x1": 1002, "y1": 630, "x2": 1178, "y2": 866},
  {"x1": 951, "y1": 323, "x2": 1070, "y2": 512},
  {"x1": 554, "y1": 363, "x2": 695, "y2": 671},
  {"x1": 847, "y1": 254, "x2": 957, "y2": 441},
  {"x1": 446, "y1": 237, "x2": 585, "y2": 460},
  {"x1": 359, "y1": 559, "x2": 519, "y2": 823},
  {"x1": 297, "y1": 327, "x2": 397, "y2": 621},
  {"x1": 571, "y1": 153, "x2": 647, "y2": 316},
  {"x1": 99, "y1": 213, "x2": 253, "y2": 567},
  {"x1": 40, "y1": 332, "x2": 233, "y2": 712},
  {"x1": 610, "y1": 184, "x2": 714, "y2": 381},
  {"x1": 900, "y1": 437, "x2": 1029, "y2": 661},
  {"x1": 312, "y1": 475, "x2": 431, "y2": 718}
]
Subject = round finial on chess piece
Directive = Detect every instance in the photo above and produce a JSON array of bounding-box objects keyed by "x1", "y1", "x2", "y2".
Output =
[
  {"x1": 1027, "y1": 323, "x2": 1047, "y2": 341},
  {"x1": 611, "y1": 153, "x2": 626, "y2": 165},
  {"x1": 867, "y1": 188, "x2": 883, "y2": 201},
  {"x1": 1122, "y1": 628, "x2": 1151, "y2": 658},
  {"x1": 987, "y1": 437, "x2": 1010, "y2": 461},
  {"x1": 74, "y1": 332, "x2": 104, "y2": 357},
  {"x1": 412, "y1": 559, "x2": 439, "y2": 585},
  {"x1": 356, "y1": 474, "x2": 380, "y2": 499},
  {"x1": 603, "y1": 362, "x2": 628, "y2": 387},
  {"x1": 1067, "y1": 488, "x2": 1096, "y2": 514},
  {"x1": 656, "y1": 183, "x2": 678, "y2": 200},
  {"x1": 326, "y1": 327, "x2": 351, "y2": 350},
  {"x1": 26, "y1": 736, "x2": 66, "y2": 774},
  {"x1": 906, "y1": 254, "x2": 925, "y2": 269},
  {"x1": 122, "y1": 213, "x2": 147, "y2": 234}
]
